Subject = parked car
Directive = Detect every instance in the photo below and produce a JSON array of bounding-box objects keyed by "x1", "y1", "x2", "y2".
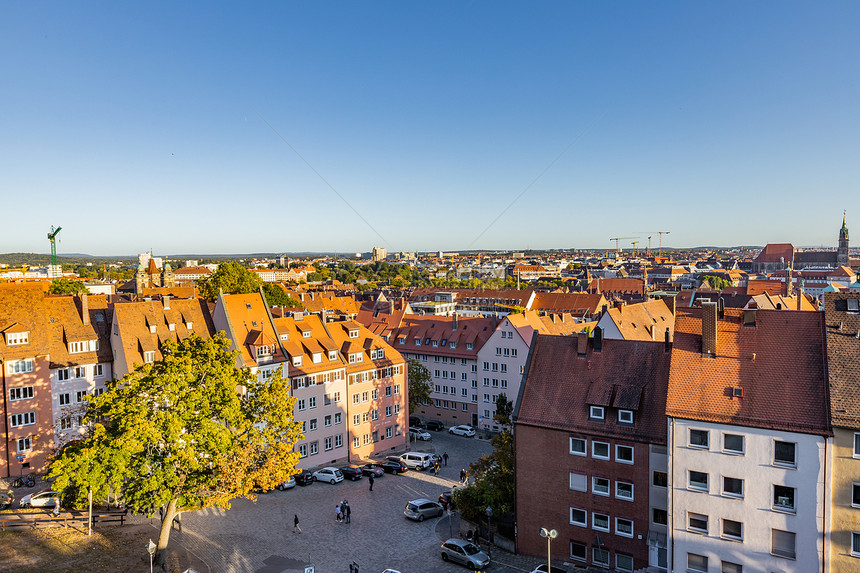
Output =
[
  {"x1": 360, "y1": 463, "x2": 385, "y2": 478},
  {"x1": 20, "y1": 490, "x2": 59, "y2": 508},
  {"x1": 410, "y1": 427, "x2": 432, "y2": 441},
  {"x1": 295, "y1": 471, "x2": 316, "y2": 486},
  {"x1": 380, "y1": 458, "x2": 408, "y2": 474},
  {"x1": 399, "y1": 452, "x2": 434, "y2": 470},
  {"x1": 312, "y1": 467, "x2": 344, "y2": 484},
  {"x1": 440, "y1": 538, "x2": 490, "y2": 569},
  {"x1": 409, "y1": 416, "x2": 423, "y2": 428},
  {"x1": 339, "y1": 465, "x2": 364, "y2": 481},
  {"x1": 425, "y1": 420, "x2": 445, "y2": 431},
  {"x1": 438, "y1": 489, "x2": 455, "y2": 510},
  {"x1": 276, "y1": 477, "x2": 296, "y2": 490},
  {"x1": 448, "y1": 425, "x2": 476, "y2": 437},
  {"x1": 404, "y1": 498, "x2": 444, "y2": 521},
  {"x1": 529, "y1": 564, "x2": 568, "y2": 573},
  {"x1": 0, "y1": 487, "x2": 13, "y2": 510}
]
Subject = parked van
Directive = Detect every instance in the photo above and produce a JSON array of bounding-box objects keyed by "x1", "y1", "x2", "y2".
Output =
[{"x1": 400, "y1": 452, "x2": 434, "y2": 470}]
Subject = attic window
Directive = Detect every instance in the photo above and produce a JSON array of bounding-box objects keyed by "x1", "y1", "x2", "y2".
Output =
[
  {"x1": 280, "y1": 334, "x2": 289, "y2": 341},
  {"x1": 186, "y1": 322, "x2": 193, "y2": 330},
  {"x1": 328, "y1": 350, "x2": 337, "y2": 360},
  {"x1": 432, "y1": 340, "x2": 439, "y2": 347},
  {"x1": 149, "y1": 325, "x2": 157, "y2": 334},
  {"x1": 424, "y1": 337, "x2": 431, "y2": 345},
  {"x1": 349, "y1": 329, "x2": 359, "y2": 339},
  {"x1": 303, "y1": 331, "x2": 311, "y2": 338},
  {"x1": 466, "y1": 343, "x2": 473, "y2": 350},
  {"x1": 252, "y1": 321, "x2": 258, "y2": 327},
  {"x1": 246, "y1": 303, "x2": 252, "y2": 310},
  {"x1": 450, "y1": 341, "x2": 457, "y2": 349},
  {"x1": 168, "y1": 323, "x2": 176, "y2": 332},
  {"x1": 313, "y1": 352, "x2": 322, "y2": 364},
  {"x1": 848, "y1": 299, "x2": 859, "y2": 313},
  {"x1": 292, "y1": 356, "x2": 302, "y2": 367},
  {"x1": 5, "y1": 331, "x2": 29, "y2": 346}
]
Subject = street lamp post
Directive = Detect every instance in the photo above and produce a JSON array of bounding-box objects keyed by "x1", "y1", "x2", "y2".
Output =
[
  {"x1": 146, "y1": 539, "x2": 156, "y2": 573},
  {"x1": 540, "y1": 527, "x2": 557, "y2": 572}
]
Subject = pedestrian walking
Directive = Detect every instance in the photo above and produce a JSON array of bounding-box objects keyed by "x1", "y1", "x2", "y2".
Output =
[
  {"x1": 443, "y1": 452, "x2": 449, "y2": 466},
  {"x1": 172, "y1": 512, "x2": 182, "y2": 532},
  {"x1": 345, "y1": 501, "x2": 351, "y2": 524},
  {"x1": 368, "y1": 474, "x2": 374, "y2": 491},
  {"x1": 433, "y1": 461, "x2": 440, "y2": 476},
  {"x1": 52, "y1": 497, "x2": 60, "y2": 517},
  {"x1": 459, "y1": 468, "x2": 466, "y2": 483},
  {"x1": 294, "y1": 513, "x2": 302, "y2": 534},
  {"x1": 335, "y1": 504, "x2": 342, "y2": 523},
  {"x1": 159, "y1": 505, "x2": 164, "y2": 522}
]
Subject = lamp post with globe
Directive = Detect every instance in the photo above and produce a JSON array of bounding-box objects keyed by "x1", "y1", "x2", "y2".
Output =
[{"x1": 540, "y1": 527, "x2": 557, "y2": 572}]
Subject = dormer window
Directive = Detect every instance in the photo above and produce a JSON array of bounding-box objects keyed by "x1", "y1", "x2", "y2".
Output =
[
  {"x1": 415, "y1": 338, "x2": 421, "y2": 346},
  {"x1": 143, "y1": 351, "x2": 156, "y2": 363},
  {"x1": 303, "y1": 331, "x2": 311, "y2": 338},
  {"x1": 618, "y1": 410, "x2": 634, "y2": 424},
  {"x1": 5, "y1": 331, "x2": 29, "y2": 345},
  {"x1": 292, "y1": 356, "x2": 302, "y2": 367},
  {"x1": 168, "y1": 323, "x2": 176, "y2": 332},
  {"x1": 466, "y1": 343, "x2": 473, "y2": 350},
  {"x1": 348, "y1": 353, "x2": 362, "y2": 364},
  {"x1": 186, "y1": 322, "x2": 193, "y2": 329},
  {"x1": 256, "y1": 345, "x2": 272, "y2": 359},
  {"x1": 280, "y1": 334, "x2": 289, "y2": 341},
  {"x1": 432, "y1": 340, "x2": 439, "y2": 347},
  {"x1": 69, "y1": 340, "x2": 99, "y2": 354},
  {"x1": 450, "y1": 342, "x2": 457, "y2": 349},
  {"x1": 348, "y1": 329, "x2": 359, "y2": 339},
  {"x1": 398, "y1": 337, "x2": 406, "y2": 345},
  {"x1": 328, "y1": 350, "x2": 338, "y2": 360},
  {"x1": 376, "y1": 348, "x2": 385, "y2": 359},
  {"x1": 441, "y1": 339, "x2": 448, "y2": 347},
  {"x1": 150, "y1": 325, "x2": 157, "y2": 334},
  {"x1": 313, "y1": 352, "x2": 322, "y2": 364}
]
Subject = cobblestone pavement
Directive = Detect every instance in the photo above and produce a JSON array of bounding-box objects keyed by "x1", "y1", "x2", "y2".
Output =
[{"x1": 130, "y1": 431, "x2": 558, "y2": 573}]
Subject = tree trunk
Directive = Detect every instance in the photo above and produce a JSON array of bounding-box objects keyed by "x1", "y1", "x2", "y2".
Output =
[{"x1": 155, "y1": 497, "x2": 179, "y2": 568}]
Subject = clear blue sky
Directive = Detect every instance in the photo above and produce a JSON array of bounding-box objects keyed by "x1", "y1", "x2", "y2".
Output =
[{"x1": 2, "y1": 2, "x2": 858, "y2": 256}]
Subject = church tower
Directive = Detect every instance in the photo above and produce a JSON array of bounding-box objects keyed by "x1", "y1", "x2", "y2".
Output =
[
  {"x1": 161, "y1": 261, "x2": 176, "y2": 288},
  {"x1": 134, "y1": 263, "x2": 148, "y2": 294},
  {"x1": 838, "y1": 213, "x2": 849, "y2": 266}
]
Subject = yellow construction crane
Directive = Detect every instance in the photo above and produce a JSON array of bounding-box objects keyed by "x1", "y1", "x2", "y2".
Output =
[
  {"x1": 609, "y1": 237, "x2": 638, "y2": 256},
  {"x1": 634, "y1": 231, "x2": 670, "y2": 257},
  {"x1": 631, "y1": 240, "x2": 639, "y2": 256}
]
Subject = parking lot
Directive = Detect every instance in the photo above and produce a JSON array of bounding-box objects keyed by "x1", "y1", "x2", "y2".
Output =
[{"x1": 141, "y1": 429, "x2": 546, "y2": 573}]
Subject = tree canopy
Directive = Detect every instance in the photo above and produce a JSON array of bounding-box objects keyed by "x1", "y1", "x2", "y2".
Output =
[
  {"x1": 48, "y1": 278, "x2": 88, "y2": 295},
  {"x1": 261, "y1": 283, "x2": 303, "y2": 308},
  {"x1": 407, "y1": 359, "x2": 433, "y2": 414},
  {"x1": 198, "y1": 262, "x2": 262, "y2": 301},
  {"x1": 48, "y1": 334, "x2": 302, "y2": 566}
]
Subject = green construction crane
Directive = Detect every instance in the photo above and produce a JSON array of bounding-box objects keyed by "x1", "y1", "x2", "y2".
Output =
[{"x1": 47, "y1": 225, "x2": 62, "y2": 279}]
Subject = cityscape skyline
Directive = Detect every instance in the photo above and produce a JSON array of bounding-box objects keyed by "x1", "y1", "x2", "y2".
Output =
[{"x1": 3, "y1": 2, "x2": 858, "y2": 255}]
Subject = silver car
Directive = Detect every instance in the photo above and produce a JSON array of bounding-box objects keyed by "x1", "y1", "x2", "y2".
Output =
[
  {"x1": 410, "y1": 427, "x2": 432, "y2": 441},
  {"x1": 404, "y1": 498, "x2": 444, "y2": 522},
  {"x1": 440, "y1": 538, "x2": 490, "y2": 569}
]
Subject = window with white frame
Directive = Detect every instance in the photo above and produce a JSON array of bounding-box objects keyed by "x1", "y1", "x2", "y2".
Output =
[
  {"x1": 325, "y1": 415, "x2": 332, "y2": 427},
  {"x1": 59, "y1": 393, "x2": 70, "y2": 406},
  {"x1": 773, "y1": 485, "x2": 796, "y2": 512},
  {"x1": 592, "y1": 477, "x2": 610, "y2": 496},
  {"x1": 570, "y1": 437, "x2": 586, "y2": 455},
  {"x1": 569, "y1": 507, "x2": 587, "y2": 527},
  {"x1": 689, "y1": 470, "x2": 708, "y2": 491},
  {"x1": 721, "y1": 561, "x2": 742, "y2": 573},
  {"x1": 687, "y1": 553, "x2": 708, "y2": 573},
  {"x1": 593, "y1": 548, "x2": 609, "y2": 566},
  {"x1": 851, "y1": 532, "x2": 860, "y2": 557},
  {"x1": 10, "y1": 412, "x2": 35, "y2": 427},
  {"x1": 592, "y1": 512, "x2": 609, "y2": 531},
  {"x1": 569, "y1": 472, "x2": 587, "y2": 492},
  {"x1": 615, "y1": 517, "x2": 633, "y2": 537},
  {"x1": 143, "y1": 351, "x2": 156, "y2": 364},
  {"x1": 9, "y1": 386, "x2": 34, "y2": 401},
  {"x1": 616, "y1": 444, "x2": 634, "y2": 464},
  {"x1": 58, "y1": 368, "x2": 70, "y2": 381},
  {"x1": 774, "y1": 440, "x2": 797, "y2": 467},
  {"x1": 298, "y1": 444, "x2": 307, "y2": 458},
  {"x1": 771, "y1": 529, "x2": 796, "y2": 559},
  {"x1": 334, "y1": 413, "x2": 342, "y2": 425},
  {"x1": 324, "y1": 437, "x2": 333, "y2": 451},
  {"x1": 615, "y1": 553, "x2": 633, "y2": 572},
  {"x1": 689, "y1": 428, "x2": 709, "y2": 448},
  {"x1": 309, "y1": 441, "x2": 318, "y2": 455},
  {"x1": 94, "y1": 364, "x2": 104, "y2": 377},
  {"x1": 589, "y1": 405, "x2": 605, "y2": 420},
  {"x1": 76, "y1": 390, "x2": 87, "y2": 403},
  {"x1": 688, "y1": 512, "x2": 708, "y2": 534},
  {"x1": 570, "y1": 541, "x2": 587, "y2": 562},
  {"x1": 353, "y1": 435, "x2": 360, "y2": 448},
  {"x1": 615, "y1": 481, "x2": 633, "y2": 500},
  {"x1": 17, "y1": 437, "x2": 32, "y2": 452},
  {"x1": 297, "y1": 399, "x2": 306, "y2": 411},
  {"x1": 309, "y1": 396, "x2": 316, "y2": 409},
  {"x1": 6, "y1": 331, "x2": 29, "y2": 345},
  {"x1": 593, "y1": 441, "x2": 610, "y2": 459},
  {"x1": 722, "y1": 476, "x2": 744, "y2": 498},
  {"x1": 722, "y1": 519, "x2": 743, "y2": 541},
  {"x1": 309, "y1": 418, "x2": 317, "y2": 431},
  {"x1": 335, "y1": 434, "x2": 343, "y2": 448},
  {"x1": 618, "y1": 409, "x2": 633, "y2": 424},
  {"x1": 723, "y1": 433, "x2": 745, "y2": 454},
  {"x1": 8, "y1": 359, "x2": 34, "y2": 374}
]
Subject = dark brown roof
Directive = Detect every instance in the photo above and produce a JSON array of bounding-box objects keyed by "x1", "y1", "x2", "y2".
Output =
[
  {"x1": 666, "y1": 307, "x2": 830, "y2": 435},
  {"x1": 515, "y1": 334, "x2": 670, "y2": 443},
  {"x1": 824, "y1": 293, "x2": 860, "y2": 428},
  {"x1": 754, "y1": 243, "x2": 794, "y2": 263}
]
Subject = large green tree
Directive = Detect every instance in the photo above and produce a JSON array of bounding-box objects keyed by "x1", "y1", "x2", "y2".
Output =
[
  {"x1": 48, "y1": 278, "x2": 88, "y2": 295},
  {"x1": 48, "y1": 334, "x2": 302, "y2": 567},
  {"x1": 261, "y1": 283, "x2": 303, "y2": 308},
  {"x1": 198, "y1": 262, "x2": 262, "y2": 301},
  {"x1": 407, "y1": 359, "x2": 433, "y2": 414}
]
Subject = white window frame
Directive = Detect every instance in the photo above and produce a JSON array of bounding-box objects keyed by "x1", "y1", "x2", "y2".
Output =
[
  {"x1": 17, "y1": 437, "x2": 32, "y2": 452},
  {"x1": 774, "y1": 440, "x2": 797, "y2": 468},
  {"x1": 615, "y1": 444, "x2": 634, "y2": 464},
  {"x1": 689, "y1": 428, "x2": 710, "y2": 449},
  {"x1": 773, "y1": 484, "x2": 796, "y2": 513},
  {"x1": 592, "y1": 441, "x2": 610, "y2": 460},
  {"x1": 592, "y1": 512, "x2": 609, "y2": 532},
  {"x1": 723, "y1": 433, "x2": 745, "y2": 454},
  {"x1": 570, "y1": 437, "x2": 586, "y2": 456},
  {"x1": 615, "y1": 517, "x2": 633, "y2": 538},
  {"x1": 617, "y1": 409, "x2": 633, "y2": 424},
  {"x1": 589, "y1": 405, "x2": 605, "y2": 420},
  {"x1": 592, "y1": 477, "x2": 610, "y2": 496},
  {"x1": 688, "y1": 512, "x2": 708, "y2": 534},
  {"x1": 569, "y1": 507, "x2": 587, "y2": 527},
  {"x1": 615, "y1": 481, "x2": 633, "y2": 501},
  {"x1": 722, "y1": 475, "x2": 744, "y2": 498},
  {"x1": 689, "y1": 470, "x2": 709, "y2": 492},
  {"x1": 722, "y1": 518, "x2": 743, "y2": 541}
]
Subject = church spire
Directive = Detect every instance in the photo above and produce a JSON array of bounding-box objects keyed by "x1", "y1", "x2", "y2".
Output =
[{"x1": 840, "y1": 211, "x2": 849, "y2": 240}]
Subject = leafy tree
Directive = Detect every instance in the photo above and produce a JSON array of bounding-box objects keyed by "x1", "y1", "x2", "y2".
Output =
[
  {"x1": 453, "y1": 429, "x2": 515, "y2": 524},
  {"x1": 701, "y1": 275, "x2": 730, "y2": 290},
  {"x1": 407, "y1": 359, "x2": 433, "y2": 414},
  {"x1": 261, "y1": 283, "x2": 303, "y2": 308},
  {"x1": 48, "y1": 278, "x2": 88, "y2": 295},
  {"x1": 48, "y1": 334, "x2": 302, "y2": 567},
  {"x1": 494, "y1": 393, "x2": 513, "y2": 426},
  {"x1": 198, "y1": 262, "x2": 262, "y2": 301}
]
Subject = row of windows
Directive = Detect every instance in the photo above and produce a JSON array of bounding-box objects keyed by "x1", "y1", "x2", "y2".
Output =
[
  {"x1": 10, "y1": 412, "x2": 36, "y2": 428},
  {"x1": 569, "y1": 544, "x2": 633, "y2": 571},
  {"x1": 494, "y1": 347, "x2": 518, "y2": 357},
  {"x1": 58, "y1": 390, "x2": 93, "y2": 405},
  {"x1": 58, "y1": 364, "x2": 105, "y2": 380},
  {"x1": 434, "y1": 370, "x2": 466, "y2": 379},
  {"x1": 297, "y1": 434, "x2": 344, "y2": 457},
  {"x1": 7, "y1": 359, "x2": 34, "y2": 374},
  {"x1": 482, "y1": 378, "x2": 508, "y2": 388},
  {"x1": 5, "y1": 331, "x2": 29, "y2": 345},
  {"x1": 588, "y1": 405, "x2": 634, "y2": 425},
  {"x1": 435, "y1": 385, "x2": 469, "y2": 398},
  {"x1": 569, "y1": 437, "x2": 634, "y2": 463},
  {"x1": 569, "y1": 473, "x2": 634, "y2": 500},
  {"x1": 482, "y1": 361, "x2": 518, "y2": 372},
  {"x1": 686, "y1": 471, "x2": 798, "y2": 512},
  {"x1": 434, "y1": 399, "x2": 470, "y2": 412},
  {"x1": 687, "y1": 553, "x2": 743, "y2": 573},
  {"x1": 9, "y1": 386, "x2": 34, "y2": 401},
  {"x1": 568, "y1": 508, "x2": 634, "y2": 537},
  {"x1": 688, "y1": 428, "x2": 797, "y2": 467},
  {"x1": 401, "y1": 337, "x2": 473, "y2": 351},
  {"x1": 68, "y1": 339, "x2": 99, "y2": 354},
  {"x1": 294, "y1": 369, "x2": 344, "y2": 388},
  {"x1": 299, "y1": 413, "x2": 344, "y2": 432},
  {"x1": 686, "y1": 529, "x2": 796, "y2": 569}
]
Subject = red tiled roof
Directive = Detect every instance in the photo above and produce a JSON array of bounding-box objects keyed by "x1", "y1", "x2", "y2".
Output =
[
  {"x1": 516, "y1": 334, "x2": 670, "y2": 443},
  {"x1": 754, "y1": 243, "x2": 794, "y2": 263},
  {"x1": 824, "y1": 293, "x2": 860, "y2": 428},
  {"x1": 666, "y1": 307, "x2": 829, "y2": 434}
]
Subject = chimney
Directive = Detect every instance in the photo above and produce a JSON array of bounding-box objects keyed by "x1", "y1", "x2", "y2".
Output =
[
  {"x1": 702, "y1": 301, "x2": 718, "y2": 357},
  {"x1": 453, "y1": 313, "x2": 459, "y2": 331},
  {"x1": 81, "y1": 294, "x2": 89, "y2": 326},
  {"x1": 718, "y1": 297, "x2": 725, "y2": 319},
  {"x1": 577, "y1": 331, "x2": 588, "y2": 356},
  {"x1": 665, "y1": 295, "x2": 676, "y2": 316},
  {"x1": 163, "y1": 295, "x2": 170, "y2": 310},
  {"x1": 592, "y1": 326, "x2": 603, "y2": 352},
  {"x1": 796, "y1": 293, "x2": 802, "y2": 311},
  {"x1": 743, "y1": 308, "x2": 757, "y2": 326},
  {"x1": 664, "y1": 327, "x2": 671, "y2": 352}
]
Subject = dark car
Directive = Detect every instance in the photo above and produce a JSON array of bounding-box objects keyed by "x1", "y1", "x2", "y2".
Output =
[
  {"x1": 438, "y1": 490, "x2": 455, "y2": 510},
  {"x1": 295, "y1": 471, "x2": 316, "y2": 486},
  {"x1": 360, "y1": 463, "x2": 385, "y2": 478},
  {"x1": 339, "y1": 465, "x2": 364, "y2": 481},
  {"x1": 409, "y1": 416, "x2": 423, "y2": 428},
  {"x1": 380, "y1": 459, "x2": 408, "y2": 474},
  {"x1": 0, "y1": 487, "x2": 13, "y2": 510},
  {"x1": 425, "y1": 420, "x2": 445, "y2": 431}
]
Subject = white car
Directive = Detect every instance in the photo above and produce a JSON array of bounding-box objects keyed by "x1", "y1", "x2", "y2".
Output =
[
  {"x1": 448, "y1": 425, "x2": 476, "y2": 437},
  {"x1": 312, "y1": 467, "x2": 344, "y2": 484},
  {"x1": 410, "y1": 427, "x2": 432, "y2": 441},
  {"x1": 20, "y1": 490, "x2": 59, "y2": 508},
  {"x1": 276, "y1": 476, "x2": 296, "y2": 490}
]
